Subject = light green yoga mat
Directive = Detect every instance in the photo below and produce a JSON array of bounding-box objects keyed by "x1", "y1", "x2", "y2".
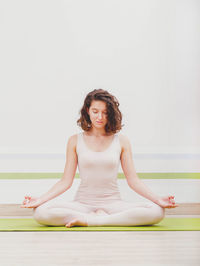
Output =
[
  {"x1": 0, "y1": 173, "x2": 200, "y2": 179},
  {"x1": 0, "y1": 218, "x2": 199, "y2": 231}
]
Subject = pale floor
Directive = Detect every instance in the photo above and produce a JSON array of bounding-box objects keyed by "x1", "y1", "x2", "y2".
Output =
[{"x1": 0, "y1": 231, "x2": 199, "y2": 266}]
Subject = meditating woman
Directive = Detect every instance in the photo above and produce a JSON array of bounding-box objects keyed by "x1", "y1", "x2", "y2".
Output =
[{"x1": 21, "y1": 89, "x2": 178, "y2": 227}]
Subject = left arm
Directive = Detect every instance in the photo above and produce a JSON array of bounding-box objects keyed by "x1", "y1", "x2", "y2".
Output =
[{"x1": 119, "y1": 135, "x2": 178, "y2": 208}]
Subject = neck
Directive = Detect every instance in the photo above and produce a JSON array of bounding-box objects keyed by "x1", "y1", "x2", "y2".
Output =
[{"x1": 87, "y1": 126, "x2": 107, "y2": 137}]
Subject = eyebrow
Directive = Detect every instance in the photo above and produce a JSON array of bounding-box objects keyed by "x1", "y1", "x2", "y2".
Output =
[{"x1": 91, "y1": 108, "x2": 107, "y2": 111}]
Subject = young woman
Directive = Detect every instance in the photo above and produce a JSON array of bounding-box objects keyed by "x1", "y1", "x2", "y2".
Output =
[{"x1": 21, "y1": 89, "x2": 178, "y2": 227}]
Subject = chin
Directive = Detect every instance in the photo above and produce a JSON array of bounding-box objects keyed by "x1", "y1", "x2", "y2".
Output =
[
  {"x1": 95, "y1": 125, "x2": 104, "y2": 128},
  {"x1": 94, "y1": 123, "x2": 105, "y2": 128}
]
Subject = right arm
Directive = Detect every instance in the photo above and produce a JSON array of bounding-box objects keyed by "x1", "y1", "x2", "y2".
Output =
[{"x1": 21, "y1": 134, "x2": 78, "y2": 208}]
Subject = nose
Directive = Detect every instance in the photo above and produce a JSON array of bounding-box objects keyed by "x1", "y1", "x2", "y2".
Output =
[{"x1": 98, "y1": 113, "x2": 103, "y2": 119}]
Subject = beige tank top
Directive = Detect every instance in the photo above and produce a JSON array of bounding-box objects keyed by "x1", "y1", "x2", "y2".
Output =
[{"x1": 74, "y1": 131, "x2": 122, "y2": 205}]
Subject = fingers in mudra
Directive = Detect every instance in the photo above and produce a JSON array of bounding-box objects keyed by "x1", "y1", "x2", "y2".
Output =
[
  {"x1": 21, "y1": 196, "x2": 32, "y2": 207},
  {"x1": 168, "y1": 196, "x2": 178, "y2": 207}
]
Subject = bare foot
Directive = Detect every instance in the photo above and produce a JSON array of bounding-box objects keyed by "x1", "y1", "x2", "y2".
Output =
[{"x1": 65, "y1": 218, "x2": 88, "y2": 228}]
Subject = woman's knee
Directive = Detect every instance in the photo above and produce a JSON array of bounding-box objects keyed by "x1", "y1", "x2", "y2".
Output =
[
  {"x1": 151, "y1": 203, "x2": 165, "y2": 223},
  {"x1": 33, "y1": 205, "x2": 48, "y2": 222}
]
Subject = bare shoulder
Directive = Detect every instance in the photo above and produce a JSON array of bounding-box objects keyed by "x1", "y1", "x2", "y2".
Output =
[
  {"x1": 67, "y1": 134, "x2": 79, "y2": 150},
  {"x1": 68, "y1": 133, "x2": 78, "y2": 142},
  {"x1": 118, "y1": 133, "x2": 131, "y2": 151}
]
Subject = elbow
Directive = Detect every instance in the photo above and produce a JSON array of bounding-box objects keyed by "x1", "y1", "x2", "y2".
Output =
[
  {"x1": 65, "y1": 183, "x2": 72, "y2": 190},
  {"x1": 127, "y1": 180, "x2": 135, "y2": 190},
  {"x1": 60, "y1": 180, "x2": 72, "y2": 191},
  {"x1": 127, "y1": 177, "x2": 139, "y2": 189}
]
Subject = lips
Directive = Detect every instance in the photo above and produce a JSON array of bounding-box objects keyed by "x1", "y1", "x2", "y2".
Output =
[{"x1": 96, "y1": 121, "x2": 103, "y2": 124}]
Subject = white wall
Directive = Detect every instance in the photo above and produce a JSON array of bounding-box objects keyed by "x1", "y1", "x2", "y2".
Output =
[{"x1": 0, "y1": 0, "x2": 199, "y2": 172}]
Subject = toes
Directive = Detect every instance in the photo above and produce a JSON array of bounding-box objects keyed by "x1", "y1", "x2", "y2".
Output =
[
  {"x1": 65, "y1": 223, "x2": 72, "y2": 228},
  {"x1": 65, "y1": 219, "x2": 77, "y2": 228}
]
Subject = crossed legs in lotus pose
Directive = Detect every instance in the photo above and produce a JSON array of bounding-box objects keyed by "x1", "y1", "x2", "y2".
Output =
[{"x1": 33, "y1": 199, "x2": 165, "y2": 227}]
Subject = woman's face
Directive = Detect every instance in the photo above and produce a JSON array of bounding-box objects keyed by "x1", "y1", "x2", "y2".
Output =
[{"x1": 87, "y1": 100, "x2": 108, "y2": 129}]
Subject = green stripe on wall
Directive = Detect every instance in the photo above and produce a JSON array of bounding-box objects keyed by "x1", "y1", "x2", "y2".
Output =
[{"x1": 0, "y1": 173, "x2": 199, "y2": 179}]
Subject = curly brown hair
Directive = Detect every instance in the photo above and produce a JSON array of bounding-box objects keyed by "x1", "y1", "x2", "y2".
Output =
[{"x1": 77, "y1": 89, "x2": 124, "y2": 134}]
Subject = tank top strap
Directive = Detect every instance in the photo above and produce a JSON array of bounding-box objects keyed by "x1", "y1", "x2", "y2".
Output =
[
  {"x1": 76, "y1": 132, "x2": 84, "y2": 154},
  {"x1": 114, "y1": 133, "x2": 121, "y2": 152}
]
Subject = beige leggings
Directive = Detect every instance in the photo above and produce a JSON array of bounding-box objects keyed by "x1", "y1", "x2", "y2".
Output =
[{"x1": 33, "y1": 199, "x2": 165, "y2": 227}]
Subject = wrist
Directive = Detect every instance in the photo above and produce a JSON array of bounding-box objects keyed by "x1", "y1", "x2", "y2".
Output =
[
  {"x1": 38, "y1": 197, "x2": 47, "y2": 205},
  {"x1": 153, "y1": 197, "x2": 161, "y2": 205}
]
